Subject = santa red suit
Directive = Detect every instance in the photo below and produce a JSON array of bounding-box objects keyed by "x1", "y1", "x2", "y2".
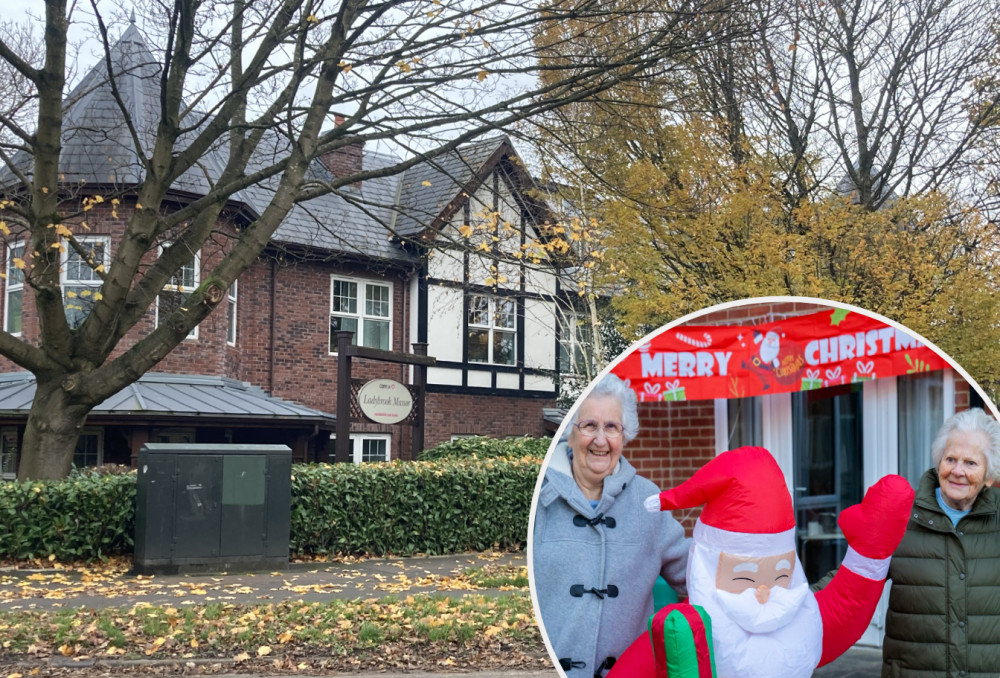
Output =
[{"x1": 607, "y1": 446, "x2": 914, "y2": 678}]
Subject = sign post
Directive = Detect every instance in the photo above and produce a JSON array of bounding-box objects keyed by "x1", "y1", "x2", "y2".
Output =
[{"x1": 334, "y1": 331, "x2": 435, "y2": 462}]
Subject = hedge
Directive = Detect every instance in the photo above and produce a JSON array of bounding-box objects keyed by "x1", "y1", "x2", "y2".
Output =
[
  {"x1": 0, "y1": 472, "x2": 136, "y2": 561},
  {"x1": 290, "y1": 456, "x2": 540, "y2": 556},
  {"x1": 0, "y1": 455, "x2": 542, "y2": 563},
  {"x1": 416, "y1": 435, "x2": 549, "y2": 461}
]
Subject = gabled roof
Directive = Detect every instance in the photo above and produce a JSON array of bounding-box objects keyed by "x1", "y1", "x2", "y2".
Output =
[
  {"x1": 0, "y1": 372, "x2": 336, "y2": 427},
  {"x1": 395, "y1": 136, "x2": 551, "y2": 240}
]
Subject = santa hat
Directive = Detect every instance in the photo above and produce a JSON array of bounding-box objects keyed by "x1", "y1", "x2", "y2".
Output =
[{"x1": 658, "y1": 446, "x2": 797, "y2": 556}]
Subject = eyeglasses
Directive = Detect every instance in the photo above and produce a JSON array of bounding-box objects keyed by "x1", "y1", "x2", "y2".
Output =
[{"x1": 574, "y1": 420, "x2": 624, "y2": 439}]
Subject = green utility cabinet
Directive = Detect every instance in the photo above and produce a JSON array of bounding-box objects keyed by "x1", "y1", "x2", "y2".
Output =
[{"x1": 133, "y1": 444, "x2": 292, "y2": 575}]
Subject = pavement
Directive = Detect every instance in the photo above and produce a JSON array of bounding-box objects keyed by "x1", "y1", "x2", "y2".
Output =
[{"x1": 0, "y1": 552, "x2": 884, "y2": 677}]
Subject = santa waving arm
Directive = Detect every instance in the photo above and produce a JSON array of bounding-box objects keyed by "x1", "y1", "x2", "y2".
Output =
[{"x1": 813, "y1": 474, "x2": 913, "y2": 666}]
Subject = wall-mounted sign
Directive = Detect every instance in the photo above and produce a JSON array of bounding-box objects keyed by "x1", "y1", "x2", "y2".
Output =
[{"x1": 357, "y1": 378, "x2": 414, "y2": 424}]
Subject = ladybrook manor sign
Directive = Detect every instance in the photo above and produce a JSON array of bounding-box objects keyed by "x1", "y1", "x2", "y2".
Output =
[{"x1": 357, "y1": 378, "x2": 414, "y2": 424}]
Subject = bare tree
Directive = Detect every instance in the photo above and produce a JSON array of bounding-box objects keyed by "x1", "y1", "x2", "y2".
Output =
[
  {"x1": 0, "y1": 0, "x2": 737, "y2": 479},
  {"x1": 698, "y1": 0, "x2": 1000, "y2": 210}
]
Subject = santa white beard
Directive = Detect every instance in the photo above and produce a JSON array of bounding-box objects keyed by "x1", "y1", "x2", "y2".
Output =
[{"x1": 687, "y1": 540, "x2": 823, "y2": 678}]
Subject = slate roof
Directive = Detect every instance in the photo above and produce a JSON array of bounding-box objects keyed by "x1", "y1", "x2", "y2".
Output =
[
  {"x1": 395, "y1": 137, "x2": 509, "y2": 238},
  {"x1": 0, "y1": 372, "x2": 336, "y2": 426},
  {"x1": 5, "y1": 23, "x2": 535, "y2": 264}
]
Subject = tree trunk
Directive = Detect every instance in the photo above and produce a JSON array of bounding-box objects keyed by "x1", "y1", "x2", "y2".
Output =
[{"x1": 16, "y1": 375, "x2": 93, "y2": 481}]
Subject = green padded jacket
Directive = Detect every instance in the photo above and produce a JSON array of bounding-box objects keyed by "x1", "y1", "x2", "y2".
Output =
[{"x1": 882, "y1": 468, "x2": 1000, "y2": 678}]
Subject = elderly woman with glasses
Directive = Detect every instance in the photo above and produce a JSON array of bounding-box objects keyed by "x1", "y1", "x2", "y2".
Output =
[{"x1": 531, "y1": 374, "x2": 689, "y2": 678}]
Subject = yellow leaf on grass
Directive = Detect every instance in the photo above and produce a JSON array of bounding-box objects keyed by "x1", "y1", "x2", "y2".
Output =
[
  {"x1": 484, "y1": 625, "x2": 504, "y2": 638},
  {"x1": 234, "y1": 652, "x2": 251, "y2": 662},
  {"x1": 58, "y1": 644, "x2": 73, "y2": 656},
  {"x1": 277, "y1": 631, "x2": 293, "y2": 644},
  {"x1": 257, "y1": 645, "x2": 272, "y2": 656}
]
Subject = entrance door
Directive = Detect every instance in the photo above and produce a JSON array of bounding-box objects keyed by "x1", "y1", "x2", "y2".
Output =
[{"x1": 792, "y1": 383, "x2": 864, "y2": 583}]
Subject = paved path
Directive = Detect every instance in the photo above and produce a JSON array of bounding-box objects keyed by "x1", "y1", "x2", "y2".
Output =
[
  {"x1": 0, "y1": 552, "x2": 524, "y2": 612},
  {"x1": 0, "y1": 552, "x2": 883, "y2": 676}
]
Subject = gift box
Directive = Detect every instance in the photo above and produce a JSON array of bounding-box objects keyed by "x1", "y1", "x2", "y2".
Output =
[
  {"x1": 663, "y1": 380, "x2": 687, "y2": 402},
  {"x1": 647, "y1": 603, "x2": 717, "y2": 678},
  {"x1": 640, "y1": 383, "x2": 663, "y2": 402},
  {"x1": 800, "y1": 369, "x2": 823, "y2": 391},
  {"x1": 851, "y1": 373, "x2": 875, "y2": 383}
]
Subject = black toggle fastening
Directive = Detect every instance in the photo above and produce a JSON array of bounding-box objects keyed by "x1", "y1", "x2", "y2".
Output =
[
  {"x1": 594, "y1": 656, "x2": 616, "y2": 677},
  {"x1": 559, "y1": 658, "x2": 587, "y2": 670},
  {"x1": 573, "y1": 513, "x2": 617, "y2": 528},
  {"x1": 570, "y1": 584, "x2": 619, "y2": 599}
]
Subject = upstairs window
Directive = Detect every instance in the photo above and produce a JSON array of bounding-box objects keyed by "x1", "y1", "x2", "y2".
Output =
[
  {"x1": 5, "y1": 241, "x2": 24, "y2": 335},
  {"x1": 329, "y1": 277, "x2": 392, "y2": 351},
  {"x1": 156, "y1": 244, "x2": 200, "y2": 339},
  {"x1": 63, "y1": 236, "x2": 109, "y2": 329},
  {"x1": 467, "y1": 294, "x2": 516, "y2": 365},
  {"x1": 227, "y1": 280, "x2": 237, "y2": 346}
]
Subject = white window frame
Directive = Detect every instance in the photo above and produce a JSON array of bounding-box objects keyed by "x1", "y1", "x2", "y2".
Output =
[
  {"x1": 328, "y1": 276, "x2": 393, "y2": 353},
  {"x1": 155, "y1": 243, "x2": 201, "y2": 339},
  {"x1": 227, "y1": 280, "x2": 237, "y2": 346},
  {"x1": 558, "y1": 310, "x2": 594, "y2": 376},
  {"x1": 330, "y1": 433, "x2": 392, "y2": 465},
  {"x1": 62, "y1": 235, "x2": 110, "y2": 329},
  {"x1": 467, "y1": 293, "x2": 516, "y2": 365},
  {"x1": 5, "y1": 240, "x2": 25, "y2": 336}
]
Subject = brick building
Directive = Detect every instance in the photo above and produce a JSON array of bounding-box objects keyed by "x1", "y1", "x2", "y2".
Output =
[
  {"x1": 593, "y1": 298, "x2": 977, "y2": 647},
  {"x1": 0, "y1": 24, "x2": 563, "y2": 477}
]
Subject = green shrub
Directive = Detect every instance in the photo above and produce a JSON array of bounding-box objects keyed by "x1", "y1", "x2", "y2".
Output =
[
  {"x1": 418, "y1": 435, "x2": 549, "y2": 461},
  {"x1": 0, "y1": 473, "x2": 136, "y2": 561},
  {"x1": 1, "y1": 453, "x2": 542, "y2": 562},
  {"x1": 289, "y1": 457, "x2": 541, "y2": 556}
]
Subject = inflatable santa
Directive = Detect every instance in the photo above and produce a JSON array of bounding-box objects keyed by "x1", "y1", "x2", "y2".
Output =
[{"x1": 607, "y1": 446, "x2": 914, "y2": 678}]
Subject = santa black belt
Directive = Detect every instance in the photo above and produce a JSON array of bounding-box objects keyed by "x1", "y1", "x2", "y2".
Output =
[{"x1": 570, "y1": 584, "x2": 619, "y2": 599}]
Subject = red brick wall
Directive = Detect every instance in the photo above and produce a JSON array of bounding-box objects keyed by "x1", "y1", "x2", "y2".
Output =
[
  {"x1": 0, "y1": 201, "x2": 237, "y2": 376},
  {"x1": 423, "y1": 392, "x2": 553, "y2": 447},
  {"x1": 235, "y1": 255, "x2": 412, "y2": 414}
]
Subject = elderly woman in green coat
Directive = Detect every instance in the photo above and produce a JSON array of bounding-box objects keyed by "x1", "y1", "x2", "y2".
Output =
[{"x1": 883, "y1": 407, "x2": 1000, "y2": 678}]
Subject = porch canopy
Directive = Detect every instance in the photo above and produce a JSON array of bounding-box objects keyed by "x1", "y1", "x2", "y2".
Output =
[
  {"x1": 0, "y1": 372, "x2": 337, "y2": 426},
  {"x1": 612, "y1": 308, "x2": 946, "y2": 402}
]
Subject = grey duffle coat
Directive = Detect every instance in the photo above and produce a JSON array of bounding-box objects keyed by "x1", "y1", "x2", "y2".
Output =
[
  {"x1": 882, "y1": 468, "x2": 1000, "y2": 678},
  {"x1": 532, "y1": 443, "x2": 689, "y2": 677}
]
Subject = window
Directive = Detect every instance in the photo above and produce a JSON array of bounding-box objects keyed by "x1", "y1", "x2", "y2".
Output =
[
  {"x1": 63, "y1": 236, "x2": 109, "y2": 329},
  {"x1": 467, "y1": 294, "x2": 516, "y2": 365},
  {"x1": 227, "y1": 280, "x2": 237, "y2": 345},
  {"x1": 156, "y1": 244, "x2": 200, "y2": 339},
  {"x1": 329, "y1": 277, "x2": 391, "y2": 352},
  {"x1": 898, "y1": 372, "x2": 944, "y2": 487},
  {"x1": 726, "y1": 397, "x2": 763, "y2": 448},
  {"x1": 5, "y1": 241, "x2": 24, "y2": 335},
  {"x1": 1, "y1": 429, "x2": 17, "y2": 479},
  {"x1": 329, "y1": 433, "x2": 391, "y2": 464},
  {"x1": 559, "y1": 311, "x2": 594, "y2": 376},
  {"x1": 72, "y1": 430, "x2": 103, "y2": 469}
]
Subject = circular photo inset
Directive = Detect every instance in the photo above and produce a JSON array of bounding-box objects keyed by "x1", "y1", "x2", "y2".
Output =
[{"x1": 528, "y1": 296, "x2": 999, "y2": 678}]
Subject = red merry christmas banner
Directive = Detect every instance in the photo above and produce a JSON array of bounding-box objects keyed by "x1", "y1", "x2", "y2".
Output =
[{"x1": 612, "y1": 308, "x2": 946, "y2": 402}]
